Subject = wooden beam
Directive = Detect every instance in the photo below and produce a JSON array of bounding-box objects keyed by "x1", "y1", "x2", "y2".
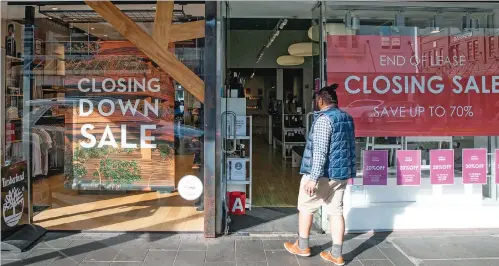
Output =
[
  {"x1": 85, "y1": 1, "x2": 204, "y2": 103},
  {"x1": 152, "y1": 1, "x2": 174, "y2": 48},
  {"x1": 169, "y1": 20, "x2": 205, "y2": 43}
]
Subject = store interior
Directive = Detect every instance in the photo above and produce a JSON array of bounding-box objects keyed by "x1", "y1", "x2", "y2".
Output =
[{"x1": 2, "y1": 2, "x2": 206, "y2": 231}]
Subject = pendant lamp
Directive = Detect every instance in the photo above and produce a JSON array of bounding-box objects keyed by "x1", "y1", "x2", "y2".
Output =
[
  {"x1": 288, "y1": 42, "x2": 319, "y2": 57},
  {"x1": 308, "y1": 25, "x2": 319, "y2": 41},
  {"x1": 277, "y1": 55, "x2": 304, "y2": 66}
]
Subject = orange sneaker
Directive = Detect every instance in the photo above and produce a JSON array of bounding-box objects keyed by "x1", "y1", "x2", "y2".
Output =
[
  {"x1": 283, "y1": 240, "x2": 311, "y2": 257},
  {"x1": 320, "y1": 251, "x2": 345, "y2": 265}
]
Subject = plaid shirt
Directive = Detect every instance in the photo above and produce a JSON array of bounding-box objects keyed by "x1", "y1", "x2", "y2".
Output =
[{"x1": 309, "y1": 115, "x2": 332, "y2": 183}]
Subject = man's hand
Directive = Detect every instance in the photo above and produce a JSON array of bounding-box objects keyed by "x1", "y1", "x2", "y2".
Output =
[{"x1": 303, "y1": 179, "x2": 317, "y2": 196}]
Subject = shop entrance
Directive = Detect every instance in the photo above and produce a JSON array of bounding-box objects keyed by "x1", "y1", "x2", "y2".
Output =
[{"x1": 219, "y1": 1, "x2": 326, "y2": 234}]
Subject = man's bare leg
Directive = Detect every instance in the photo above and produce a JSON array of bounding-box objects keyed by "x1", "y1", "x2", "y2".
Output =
[
  {"x1": 298, "y1": 211, "x2": 314, "y2": 249},
  {"x1": 329, "y1": 214, "x2": 345, "y2": 258}
]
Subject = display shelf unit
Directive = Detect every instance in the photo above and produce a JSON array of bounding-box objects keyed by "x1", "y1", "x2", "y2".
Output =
[
  {"x1": 224, "y1": 116, "x2": 253, "y2": 210},
  {"x1": 279, "y1": 113, "x2": 307, "y2": 161},
  {"x1": 2, "y1": 49, "x2": 24, "y2": 165}
]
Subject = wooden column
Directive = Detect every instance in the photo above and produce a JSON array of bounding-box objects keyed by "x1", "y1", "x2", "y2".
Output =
[
  {"x1": 84, "y1": 1, "x2": 205, "y2": 102},
  {"x1": 152, "y1": 1, "x2": 174, "y2": 48}
]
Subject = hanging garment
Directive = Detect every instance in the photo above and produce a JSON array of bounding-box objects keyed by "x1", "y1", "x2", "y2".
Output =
[
  {"x1": 32, "y1": 133, "x2": 43, "y2": 176},
  {"x1": 39, "y1": 129, "x2": 53, "y2": 175}
]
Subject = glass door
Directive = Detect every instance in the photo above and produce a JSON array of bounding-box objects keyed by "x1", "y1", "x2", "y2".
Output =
[
  {"x1": 310, "y1": 0, "x2": 327, "y2": 233},
  {"x1": 219, "y1": 1, "x2": 234, "y2": 235},
  {"x1": 219, "y1": 0, "x2": 328, "y2": 234}
]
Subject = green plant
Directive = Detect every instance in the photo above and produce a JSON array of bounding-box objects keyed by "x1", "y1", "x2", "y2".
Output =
[
  {"x1": 157, "y1": 143, "x2": 174, "y2": 160},
  {"x1": 73, "y1": 162, "x2": 88, "y2": 180},
  {"x1": 67, "y1": 146, "x2": 142, "y2": 189},
  {"x1": 95, "y1": 158, "x2": 141, "y2": 186}
]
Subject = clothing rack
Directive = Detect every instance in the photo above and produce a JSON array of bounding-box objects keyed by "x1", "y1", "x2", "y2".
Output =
[{"x1": 32, "y1": 124, "x2": 65, "y2": 182}]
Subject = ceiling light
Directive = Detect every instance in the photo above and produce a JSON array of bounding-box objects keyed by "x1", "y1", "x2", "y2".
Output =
[
  {"x1": 351, "y1": 16, "x2": 360, "y2": 31},
  {"x1": 48, "y1": 17, "x2": 52, "y2": 20},
  {"x1": 308, "y1": 25, "x2": 319, "y2": 42},
  {"x1": 288, "y1": 43, "x2": 319, "y2": 57},
  {"x1": 430, "y1": 14, "x2": 443, "y2": 34},
  {"x1": 51, "y1": 7, "x2": 58, "y2": 10},
  {"x1": 91, "y1": 27, "x2": 95, "y2": 30},
  {"x1": 277, "y1": 55, "x2": 304, "y2": 66},
  {"x1": 345, "y1": 11, "x2": 352, "y2": 29},
  {"x1": 470, "y1": 18, "x2": 479, "y2": 30},
  {"x1": 487, "y1": 14, "x2": 495, "y2": 29},
  {"x1": 279, "y1": 19, "x2": 288, "y2": 29},
  {"x1": 152, "y1": 6, "x2": 156, "y2": 9},
  {"x1": 394, "y1": 11, "x2": 405, "y2": 27}
]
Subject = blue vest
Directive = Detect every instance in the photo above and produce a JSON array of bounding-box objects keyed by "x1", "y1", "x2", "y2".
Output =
[{"x1": 300, "y1": 107, "x2": 356, "y2": 180}]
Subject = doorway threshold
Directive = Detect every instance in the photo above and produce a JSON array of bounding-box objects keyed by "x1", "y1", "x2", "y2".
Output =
[{"x1": 228, "y1": 207, "x2": 323, "y2": 235}]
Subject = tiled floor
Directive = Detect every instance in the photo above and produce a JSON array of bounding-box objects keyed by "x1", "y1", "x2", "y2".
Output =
[{"x1": 2, "y1": 231, "x2": 499, "y2": 266}]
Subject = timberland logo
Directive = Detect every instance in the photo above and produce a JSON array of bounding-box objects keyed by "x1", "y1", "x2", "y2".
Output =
[
  {"x1": 2, "y1": 172, "x2": 25, "y2": 187},
  {"x1": 2, "y1": 187, "x2": 24, "y2": 227}
]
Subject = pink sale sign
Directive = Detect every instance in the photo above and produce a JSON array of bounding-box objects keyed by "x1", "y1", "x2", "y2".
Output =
[
  {"x1": 462, "y1": 148, "x2": 487, "y2": 184},
  {"x1": 430, "y1": 150, "x2": 454, "y2": 185},
  {"x1": 396, "y1": 150, "x2": 421, "y2": 186},
  {"x1": 363, "y1": 150, "x2": 388, "y2": 186}
]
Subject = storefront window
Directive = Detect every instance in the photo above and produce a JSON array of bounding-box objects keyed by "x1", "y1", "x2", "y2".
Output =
[
  {"x1": 324, "y1": 2, "x2": 499, "y2": 229},
  {"x1": 2, "y1": 2, "x2": 205, "y2": 232}
]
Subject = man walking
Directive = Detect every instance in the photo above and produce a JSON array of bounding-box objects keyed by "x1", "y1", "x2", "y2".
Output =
[{"x1": 284, "y1": 84, "x2": 356, "y2": 265}]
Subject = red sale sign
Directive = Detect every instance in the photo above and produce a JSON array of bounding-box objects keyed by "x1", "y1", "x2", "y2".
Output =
[
  {"x1": 462, "y1": 148, "x2": 488, "y2": 184},
  {"x1": 327, "y1": 26, "x2": 499, "y2": 137}
]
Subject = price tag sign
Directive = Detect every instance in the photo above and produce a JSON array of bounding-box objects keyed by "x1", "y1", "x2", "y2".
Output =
[
  {"x1": 462, "y1": 148, "x2": 487, "y2": 184},
  {"x1": 396, "y1": 150, "x2": 421, "y2": 186},
  {"x1": 362, "y1": 150, "x2": 388, "y2": 186},
  {"x1": 430, "y1": 150, "x2": 454, "y2": 185}
]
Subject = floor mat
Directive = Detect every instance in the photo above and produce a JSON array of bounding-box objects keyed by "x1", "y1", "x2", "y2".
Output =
[{"x1": 229, "y1": 207, "x2": 322, "y2": 234}]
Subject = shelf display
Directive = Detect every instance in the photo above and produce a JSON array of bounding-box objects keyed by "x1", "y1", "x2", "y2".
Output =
[{"x1": 224, "y1": 116, "x2": 253, "y2": 210}]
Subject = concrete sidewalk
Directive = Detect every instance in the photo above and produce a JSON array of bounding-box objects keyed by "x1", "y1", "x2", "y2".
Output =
[{"x1": 1, "y1": 230, "x2": 499, "y2": 266}]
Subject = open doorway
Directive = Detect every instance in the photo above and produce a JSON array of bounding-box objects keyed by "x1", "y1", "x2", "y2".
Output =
[{"x1": 221, "y1": 1, "x2": 323, "y2": 234}]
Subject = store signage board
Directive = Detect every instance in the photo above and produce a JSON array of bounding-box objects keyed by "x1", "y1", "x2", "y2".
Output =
[
  {"x1": 63, "y1": 41, "x2": 176, "y2": 192},
  {"x1": 327, "y1": 26, "x2": 499, "y2": 137},
  {"x1": 362, "y1": 150, "x2": 388, "y2": 186},
  {"x1": 462, "y1": 148, "x2": 487, "y2": 184},
  {"x1": 230, "y1": 159, "x2": 246, "y2": 181},
  {"x1": 396, "y1": 150, "x2": 421, "y2": 186},
  {"x1": 1, "y1": 161, "x2": 28, "y2": 237},
  {"x1": 235, "y1": 116, "x2": 246, "y2": 136},
  {"x1": 430, "y1": 149, "x2": 454, "y2": 185}
]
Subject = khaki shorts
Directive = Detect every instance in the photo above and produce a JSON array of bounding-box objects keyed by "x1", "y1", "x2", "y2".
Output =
[{"x1": 297, "y1": 175, "x2": 347, "y2": 216}]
